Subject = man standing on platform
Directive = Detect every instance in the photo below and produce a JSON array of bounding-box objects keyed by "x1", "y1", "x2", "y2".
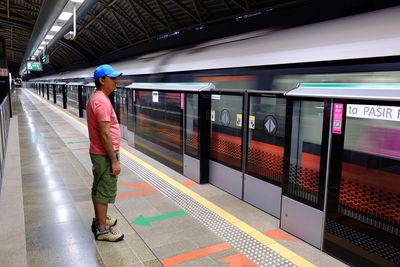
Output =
[{"x1": 87, "y1": 64, "x2": 124, "y2": 242}]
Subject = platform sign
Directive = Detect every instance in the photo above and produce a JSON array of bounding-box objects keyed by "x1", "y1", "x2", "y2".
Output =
[
  {"x1": 26, "y1": 61, "x2": 42, "y2": 71},
  {"x1": 152, "y1": 91, "x2": 159, "y2": 102},
  {"x1": 347, "y1": 104, "x2": 400, "y2": 122},
  {"x1": 332, "y1": 103, "x2": 344, "y2": 134}
]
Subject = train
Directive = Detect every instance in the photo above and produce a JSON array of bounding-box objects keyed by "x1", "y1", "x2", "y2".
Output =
[{"x1": 27, "y1": 7, "x2": 400, "y2": 267}]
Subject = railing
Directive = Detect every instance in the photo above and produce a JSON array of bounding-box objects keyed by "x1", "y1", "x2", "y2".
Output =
[{"x1": 0, "y1": 95, "x2": 11, "y2": 191}]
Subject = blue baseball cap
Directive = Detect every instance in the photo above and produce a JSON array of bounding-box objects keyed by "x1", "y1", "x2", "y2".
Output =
[{"x1": 94, "y1": 64, "x2": 122, "y2": 79}]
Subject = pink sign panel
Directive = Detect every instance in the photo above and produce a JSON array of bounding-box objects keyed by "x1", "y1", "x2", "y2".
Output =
[
  {"x1": 180, "y1": 93, "x2": 184, "y2": 110},
  {"x1": 332, "y1": 103, "x2": 344, "y2": 134}
]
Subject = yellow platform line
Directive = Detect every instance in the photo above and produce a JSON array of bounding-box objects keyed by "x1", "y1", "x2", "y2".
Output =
[{"x1": 26, "y1": 89, "x2": 315, "y2": 267}]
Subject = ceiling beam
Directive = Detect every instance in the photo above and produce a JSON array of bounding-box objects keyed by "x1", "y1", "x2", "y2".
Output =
[
  {"x1": 0, "y1": 14, "x2": 34, "y2": 29},
  {"x1": 230, "y1": 0, "x2": 248, "y2": 11},
  {"x1": 130, "y1": 0, "x2": 169, "y2": 31},
  {"x1": 127, "y1": 0, "x2": 150, "y2": 38},
  {"x1": 169, "y1": 0, "x2": 201, "y2": 23},
  {"x1": 155, "y1": 0, "x2": 172, "y2": 31},
  {"x1": 5, "y1": 46, "x2": 25, "y2": 54},
  {"x1": 109, "y1": 8, "x2": 131, "y2": 43},
  {"x1": 95, "y1": 19, "x2": 120, "y2": 47},
  {"x1": 191, "y1": 0, "x2": 203, "y2": 23},
  {"x1": 112, "y1": 3, "x2": 144, "y2": 39}
]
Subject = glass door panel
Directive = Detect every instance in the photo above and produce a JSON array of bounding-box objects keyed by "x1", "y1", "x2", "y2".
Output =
[
  {"x1": 324, "y1": 102, "x2": 400, "y2": 266},
  {"x1": 185, "y1": 93, "x2": 199, "y2": 159},
  {"x1": 246, "y1": 96, "x2": 286, "y2": 185},
  {"x1": 134, "y1": 90, "x2": 183, "y2": 173},
  {"x1": 286, "y1": 100, "x2": 325, "y2": 208},
  {"x1": 210, "y1": 94, "x2": 243, "y2": 170}
]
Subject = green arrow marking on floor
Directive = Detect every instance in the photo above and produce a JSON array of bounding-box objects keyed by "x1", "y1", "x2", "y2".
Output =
[
  {"x1": 66, "y1": 140, "x2": 89, "y2": 144},
  {"x1": 131, "y1": 211, "x2": 188, "y2": 226}
]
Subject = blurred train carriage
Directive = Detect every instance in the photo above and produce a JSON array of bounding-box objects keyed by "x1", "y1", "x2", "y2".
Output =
[{"x1": 27, "y1": 7, "x2": 400, "y2": 267}]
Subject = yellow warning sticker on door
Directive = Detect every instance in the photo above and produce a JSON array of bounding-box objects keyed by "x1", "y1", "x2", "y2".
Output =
[
  {"x1": 249, "y1": 116, "x2": 255, "y2": 129},
  {"x1": 236, "y1": 114, "x2": 242, "y2": 127}
]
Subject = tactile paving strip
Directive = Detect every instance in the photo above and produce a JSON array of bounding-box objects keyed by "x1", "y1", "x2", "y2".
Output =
[{"x1": 121, "y1": 155, "x2": 295, "y2": 267}]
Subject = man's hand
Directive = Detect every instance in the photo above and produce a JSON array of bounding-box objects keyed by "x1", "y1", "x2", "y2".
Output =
[{"x1": 111, "y1": 160, "x2": 121, "y2": 176}]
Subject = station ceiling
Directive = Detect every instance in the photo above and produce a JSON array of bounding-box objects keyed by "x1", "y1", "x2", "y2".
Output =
[{"x1": 1, "y1": 0, "x2": 399, "y2": 75}]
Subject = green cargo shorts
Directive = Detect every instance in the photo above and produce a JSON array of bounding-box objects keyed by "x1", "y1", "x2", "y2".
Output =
[{"x1": 90, "y1": 151, "x2": 119, "y2": 204}]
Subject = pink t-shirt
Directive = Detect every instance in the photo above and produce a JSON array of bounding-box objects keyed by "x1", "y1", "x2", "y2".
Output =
[{"x1": 87, "y1": 90, "x2": 120, "y2": 154}]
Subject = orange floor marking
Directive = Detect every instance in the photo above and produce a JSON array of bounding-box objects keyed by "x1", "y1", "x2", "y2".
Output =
[
  {"x1": 117, "y1": 182, "x2": 152, "y2": 189},
  {"x1": 263, "y1": 229, "x2": 302, "y2": 243},
  {"x1": 116, "y1": 189, "x2": 157, "y2": 199},
  {"x1": 161, "y1": 243, "x2": 232, "y2": 266},
  {"x1": 218, "y1": 254, "x2": 257, "y2": 267},
  {"x1": 182, "y1": 179, "x2": 197, "y2": 187}
]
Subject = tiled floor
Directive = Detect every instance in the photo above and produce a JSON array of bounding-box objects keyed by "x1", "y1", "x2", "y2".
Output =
[{"x1": 0, "y1": 88, "x2": 349, "y2": 267}]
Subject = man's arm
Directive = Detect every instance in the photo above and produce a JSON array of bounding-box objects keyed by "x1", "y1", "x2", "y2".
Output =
[{"x1": 98, "y1": 121, "x2": 121, "y2": 176}]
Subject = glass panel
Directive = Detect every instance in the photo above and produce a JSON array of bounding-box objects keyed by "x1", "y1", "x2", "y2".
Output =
[
  {"x1": 134, "y1": 90, "x2": 183, "y2": 172},
  {"x1": 246, "y1": 96, "x2": 286, "y2": 186},
  {"x1": 67, "y1": 85, "x2": 78, "y2": 116},
  {"x1": 127, "y1": 90, "x2": 135, "y2": 132},
  {"x1": 49, "y1": 85, "x2": 54, "y2": 98},
  {"x1": 185, "y1": 94, "x2": 199, "y2": 158},
  {"x1": 287, "y1": 100, "x2": 324, "y2": 207},
  {"x1": 114, "y1": 89, "x2": 121, "y2": 123},
  {"x1": 210, "y1": 94, "x2": 243, "y2": 170},
  {"x1": 120, "y1": 88, "x2": 128, "y2": 127},
  {"x1": 56, "y1": 85, "x2": 63, "y2": 107},
  {"x1": 325, "y1": 103, "x2": 400, "y2": 266},
  {"x1": 82, "y1": 86, "x2": 87, "y2": 110}
]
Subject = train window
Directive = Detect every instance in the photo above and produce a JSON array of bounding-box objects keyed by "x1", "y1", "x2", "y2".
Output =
[
  {"x1": 195, "y1": 76, "x2": 256, "y2": 90},
  {"x1": 246, "y1": 95, "x2": 286, "y2": 186},
  {"x1": 272, "y1": 71, "x2": 400, "y2": 91}
]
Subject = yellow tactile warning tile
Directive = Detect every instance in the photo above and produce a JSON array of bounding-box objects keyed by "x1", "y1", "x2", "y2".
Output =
[{"x1": 26, "y1": 89, "x2": 317, "y2": 267}]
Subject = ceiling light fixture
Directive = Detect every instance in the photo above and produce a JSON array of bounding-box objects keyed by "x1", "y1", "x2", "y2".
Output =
[
  {"x1": 50, "y1": 25, "x2": 62, "y2": 32},
  {"x1": 58, "y1": 11, "x2": 73, "y2": 21}
]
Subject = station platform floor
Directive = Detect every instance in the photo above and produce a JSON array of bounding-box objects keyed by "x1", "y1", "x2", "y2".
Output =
[{"x1": 0, "y1": 88, "x2": 348, "y2": 267}]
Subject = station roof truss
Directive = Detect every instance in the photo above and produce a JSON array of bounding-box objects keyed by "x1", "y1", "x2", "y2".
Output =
[
  {"x1": 1, "y1": 0, "x2": 399, "y2": 75},
  {"x1": 0, "y1": 0, "x2": 43, "y2": 72},
  {"x1": 47, "y1": 0, "x2": 310, "y2": 73}
]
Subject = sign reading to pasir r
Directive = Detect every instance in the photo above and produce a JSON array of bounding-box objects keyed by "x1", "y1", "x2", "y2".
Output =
[{"x1": 347, "y1": 104, "x2": 400, "y2": 122}]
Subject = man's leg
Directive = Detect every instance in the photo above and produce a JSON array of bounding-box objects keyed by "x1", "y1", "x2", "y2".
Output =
[
  {"x1": 95, "y1": 202, "x2": 108, "y2": 229},
  {"x1": 92, "y1": 196, "x2": 98, "y2": 221}
]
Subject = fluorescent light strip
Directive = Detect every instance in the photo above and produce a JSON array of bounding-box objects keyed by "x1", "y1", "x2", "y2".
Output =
[
  {"x1": 50, "y1": 25, "x2": 62, "y2": 32},
  {"x1": 58, "y1": 11, "x2": 72, "y2": 21}
]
